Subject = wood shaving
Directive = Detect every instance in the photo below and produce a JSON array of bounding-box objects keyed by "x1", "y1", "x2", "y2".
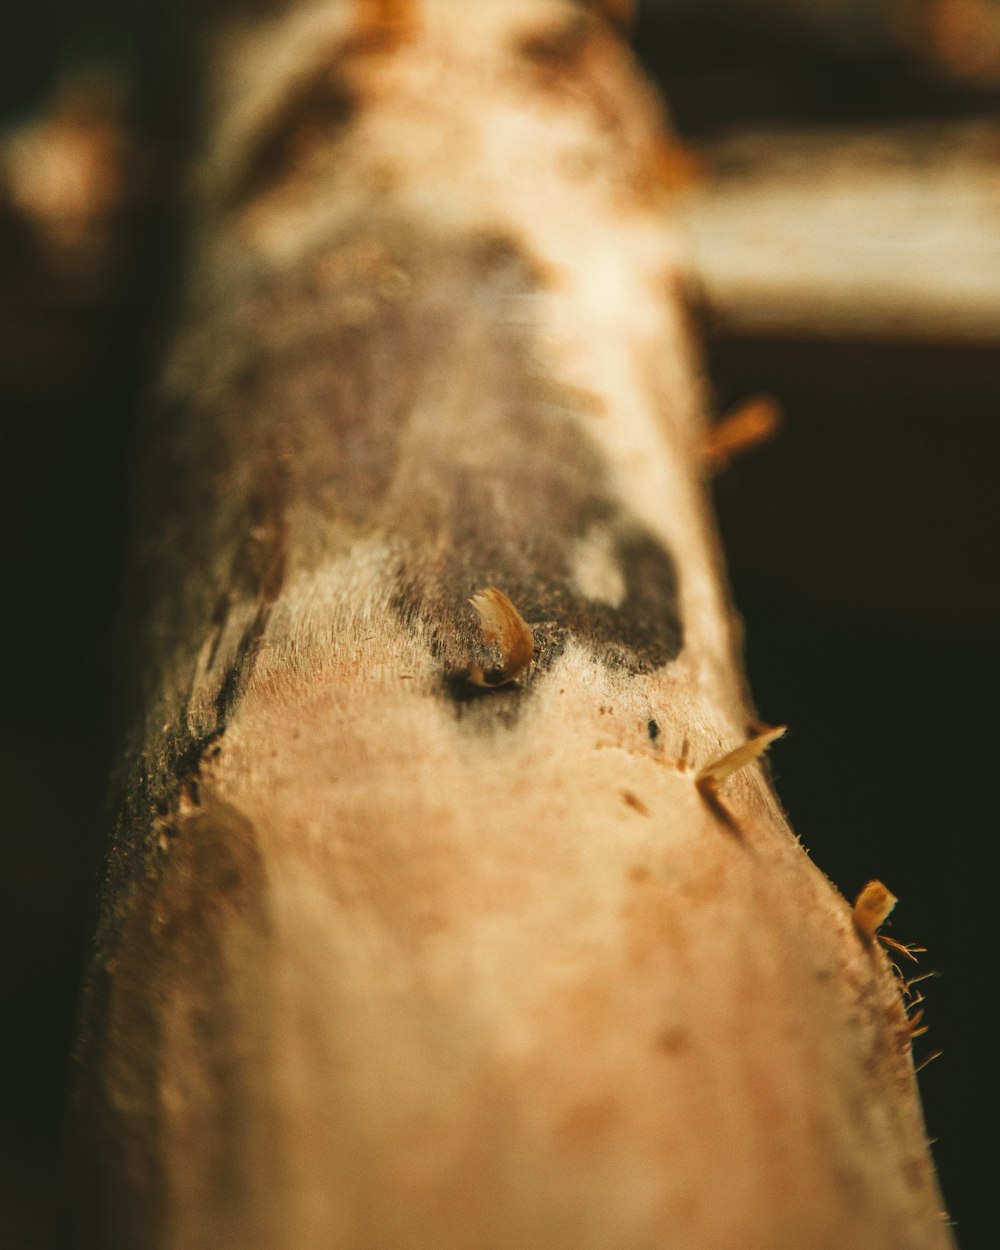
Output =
[
  {"x1": 701, "y1": 395, "x2": 782, "y2": 474},
  {"x1": 467, "y1": 588, "x2": 534, "y2": 687},
  {"x1": 852, "y1": 879, "x2": 898, "y2": 940},
  {"x1": 696, "y1": 725, "x2": 785, "y2": 795}
]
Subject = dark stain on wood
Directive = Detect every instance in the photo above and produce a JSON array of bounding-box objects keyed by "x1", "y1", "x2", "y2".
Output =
[
  {"x1": 72, "y1": 797, "x2": 273, "y2": 1245},
  {"x1": 123, "y1": 432, "x2": 285, "y2": 869},
  {"x1": 622, "y1": 790, "x2": 650, "y2": 816},
  {"x1": 226, "y1": 56, "x2": 357, "y2": 209},
  {"x1": 111, "y1": 207, "x2": 681, "y2": 905},
  {"x1": 253, "y1": 220, "x2": 678, "y2": 685},
  {"x1": 516, "y1": 12, "x2": 593, "y2": 76},
  {"x1": 442, "y1": 671, "x2": 526, "y2": 732},
  {"x1": 211, "y1": 450, "x2": 289, "y2": 726},
  {"x1": 647, "y1": 718, "x2": 660, "y2": 740},
  {"x1": 699, "y1": 784, "x2": 743, "y2": 838},
  {"x1": 160, "y1": 216, "x2": 683, "y2": 713},
  {"x1": 223, "y1": 24, "x2": 405, "y2": 211},
  {"x1": 124, "y1": 210, "x2": 681, "y2": 846},
  {"x1": 114, "y1": 397, "x2": 288, "y2": 889},
  {"x1": 655, "y1": 1026, "x2": 691, "y2": 1057},
  {"x1": 515, "y1": 14, "x2": 627, "y2": 137}
]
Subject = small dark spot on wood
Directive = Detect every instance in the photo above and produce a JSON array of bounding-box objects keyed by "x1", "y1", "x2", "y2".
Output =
[
  {"x1": 622, "y1": 790, "x2": 650, "y2": 816},
  {"x1": 214, "y1": 865, "x2": 245, "y2": 895},
  {"x1": 466, "y1": 229, "x2": 552, "y2": 287},
  {"x1": 208, "y1": 451, "x2": 289, "y2": 728},
  {"x1": 556, "y1": 1094, "x2": 621, "y2": 1145},
  {"x1": 700, "y1": 785, "x2": 743, "y2": 837},
  {"x1": 628, "y1": 864, "x2": 651, "y2": 884},
  {"x1": 903, "y1": 1156, "x2": 928, "y2": 1192},
  {"x1": 169, "y1": 726, "x2": 226, "y2": 805},
  {"x1": 223, "y1": 25, "x2": 408, "y2": 212},
  {"x1": 442, "y1": 669, "x2": 524, "y2": 705},
  {"x1": 655, "y1": 1027, "x2": 691, "y2": 1057},
  {"x1": 647, "y1": 718, "x2": 659, "y2": 740},
  {"x1": 226, "y1": 56, "x2": 358, "y2": 208},
  {"x1": 516, "y1": 15, "x2": 591, "y2": 74}
]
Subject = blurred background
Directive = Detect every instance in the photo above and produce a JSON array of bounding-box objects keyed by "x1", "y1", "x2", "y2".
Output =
[{"x1": 1, "y1": 1, "x2": 997, "y2": 1245}]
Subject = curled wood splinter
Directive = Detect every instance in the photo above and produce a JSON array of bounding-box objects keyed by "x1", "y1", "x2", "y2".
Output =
[{"x1": 467, "y1": 587, "x2": 534, "y2": 687}]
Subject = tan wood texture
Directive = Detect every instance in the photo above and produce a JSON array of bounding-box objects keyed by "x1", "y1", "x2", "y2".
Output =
[{"x1": 72, "y1": 3, "x2": 954, "y2": 1247}]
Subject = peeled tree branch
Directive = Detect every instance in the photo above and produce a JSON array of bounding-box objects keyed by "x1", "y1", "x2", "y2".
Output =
[{"x1": 71, "y1": 2, "x2": 954, "y2": 1247}]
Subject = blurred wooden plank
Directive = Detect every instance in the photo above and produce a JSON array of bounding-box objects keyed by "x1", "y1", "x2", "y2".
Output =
[{"x1": 679, "y1": 120, "x2": 1000, "y2": 342}]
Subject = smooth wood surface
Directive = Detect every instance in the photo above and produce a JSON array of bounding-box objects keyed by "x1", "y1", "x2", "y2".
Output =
[{"x1": 72, "y1": 3, "x2": 954, "y2": 1247}]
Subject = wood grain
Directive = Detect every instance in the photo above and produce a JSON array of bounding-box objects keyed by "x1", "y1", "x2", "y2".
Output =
[{"x1": 71, "y1": 3, "x2": 954, "y2": 1247}]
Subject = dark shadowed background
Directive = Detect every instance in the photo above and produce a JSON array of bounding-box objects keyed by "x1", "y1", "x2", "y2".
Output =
[{"x1": 2, "y1": 2, "x2": 997, "y2": 1246}]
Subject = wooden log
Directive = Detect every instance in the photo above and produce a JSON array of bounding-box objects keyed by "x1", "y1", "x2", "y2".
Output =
[
  {"x1": 71, "y1": 2, "x2": 954, "y2": 1247},
  {"x1": 678, "y1": 120, "x2": 1000, "y2": 344}
]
